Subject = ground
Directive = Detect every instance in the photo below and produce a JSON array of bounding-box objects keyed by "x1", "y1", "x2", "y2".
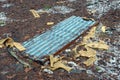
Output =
[{"x1": 0, "y1": 0, "x2": 120, "y2": 80}]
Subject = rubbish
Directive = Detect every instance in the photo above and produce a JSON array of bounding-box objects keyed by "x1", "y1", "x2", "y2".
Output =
[
  {"x1": 22, "y1": 16, "x2": 96, "y2": 60},
  {"x1": 43, "y1": 69, "x2": 53, "y2": 74},
  {"x1": 7, "y1": 48, "x2": 31, "y2": 68},
  {"x1": 49, "y1": 55, "x2": 72, "y2": 72},
  {"x1": 83, "y1": 56, "x2": 97, "y2": 66},
  {"x1": 0, "y1": 38, "x2": 30, "y2": 67},
  {"x1": 0, "y1": 37, "x2": 26, "y2": 51},
  {"x1": 30, "y1": 9, "x2": 40, "y2": 18},
  {"x1": 47, "y1": 22, "x2": 54, "y2": 25}
]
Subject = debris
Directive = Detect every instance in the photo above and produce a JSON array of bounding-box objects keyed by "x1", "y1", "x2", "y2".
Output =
[
  {"x1": 47, "y1": 22, "x2": 54, "y2": 25},
  {"x1": 43, "y1": 69, "x2": 53, "y2": 74},
  {"x1": 22, "y1": 16, "x2": 96, "y2": 60},
  {"x1": 73, "y1": 25, "x2": 109, "y2": 66},
  {"x1": 0, "y1": 37, "x2": 26, "y2": 51},
  {"x1": 7, "y1": 48, "x2": 31, "y2": 68},
  {"x1": 30, "y1": 9, "x2": 40, "y2": 18},
  {"x1": 83, "y1": 57, "x2": 97, "y2": 66},
  {"x1": 49, "y1": 55, "x2": 72, "y2": 72},
  {"x1": 0, "y1": 37, "x2": 30, "y2": 67}
]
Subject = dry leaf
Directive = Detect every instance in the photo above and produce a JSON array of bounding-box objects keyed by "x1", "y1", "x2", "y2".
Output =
[
  {"x1": 49, "y1": 55, "x2": 72, "y2": 72},
  {"x1": 47, "y1": 22, "x2": 54, "y2": 25},
  {"x1": 13, "y1": 42, "x2": 26, "y2": 51},
  {"x1": 50, "y1": 55, "x2": 63, "y2": 67},
  {"x1": 30, "y1": 9, "x2": 40, "y2": 18},
  {"x1": 50, "y1": 60, "x2": 72, "y2": 72},
  {"x1": 83, "y1": 57, "x2": 97, "y2": 66},
  {"x1": 79, "y1": 47, "x2": 96, "y2": 57},
  {"x1": 83, "y1": 27, "x2": 96, "y2": 42},
  {"x1": 85, "y1": 41, "x2": 109, "y2": 50},
  {"x1": 0, "y1": 38, "x2": 26, "y2": 51}
]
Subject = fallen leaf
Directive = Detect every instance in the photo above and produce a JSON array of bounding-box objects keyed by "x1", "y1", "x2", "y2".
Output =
[
  {"x1": 79, "y1": 47, "x2": 96, "y2": 57},
  {"x1": 30, "y1": 9, "x2": 40, "y2": 18},
  {"x1": 83, "y1": 57, "x2": 97, "y2": 66},
  {"x1": 0, "y1": 37, "x2": 26, "y2": 51},
  {"x1": 13, "y1": 42, "x2": 26, "y2": 51},
  {"x1": 83, "y1": 27, "x2": 96, "y2": 43},
  {"x1": 85, "y1": 41, "x2": 109, "y2": 50},
  {"x1": 50, "y1": 60, "x2": 72, "y2": 72},
  {"x1": 49, "y1": 55, "x2": 72, "y2": 72},
  {"x1": 47, "y1": 22, "x2": 54, "y2": 25}
]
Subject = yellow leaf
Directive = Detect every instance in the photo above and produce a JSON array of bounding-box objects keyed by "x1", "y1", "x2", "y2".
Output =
[
  {"x1": 0, "y1": 37, "x2": 26, "y2": 51},
  {"x1": 85, "y1": 41, "x2": 109, "y2": 50},
  {"x1": 83, "y1": 57, "x2": 97, "y2": 66},
  {"x1": 83, "y1": 27, "x2": 96, "y2": 42},
  {"x1": 47, "y1": 22, "x2": 54, "y2": 25},
  {"x1": 30, "y1": 9, "x2": 40, "y2": 18},
  {"x1": 49, "y1": 55, "x2": 72, "y2": 72},
  {"x1": 101, "y1": 26, "x2": 106, "y2": 32},
  {"x1": 79, "y1": 47, "x2": 96, "y2": 57},
  {"x1": 50, "y1": 60, "x2": 72, "y2": 72},
  {"x1": 13, "y1": 42, "x2": 26, "y2": 51}
]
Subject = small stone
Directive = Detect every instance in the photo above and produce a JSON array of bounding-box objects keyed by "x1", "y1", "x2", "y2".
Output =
[
  {"x1": 86, "y1": 70, "x2": 93, "y2": 75},
  {"x1": 43, "y1": 69, "x2": 53, "y2": 74},
  {"x1": 65, "y1": 49, "x2": 71, "y2": 52}
]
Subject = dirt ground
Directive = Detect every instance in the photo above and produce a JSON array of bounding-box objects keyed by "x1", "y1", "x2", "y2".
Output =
[{"x1": 0, "y1": 0, "x2": 120, "y2": 80}]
